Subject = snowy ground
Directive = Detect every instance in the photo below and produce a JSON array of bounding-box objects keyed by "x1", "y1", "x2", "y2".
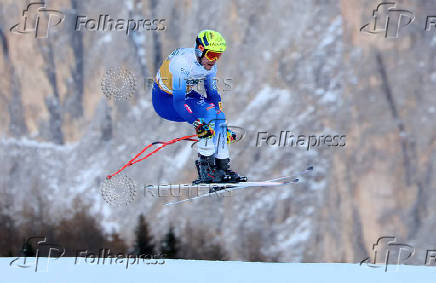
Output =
[{"x1": 2, "y1": 258, "x2": 436, "y2": 283}]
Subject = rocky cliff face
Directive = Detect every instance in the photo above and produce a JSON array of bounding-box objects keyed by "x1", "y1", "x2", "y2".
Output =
[{"x1": 0, "y1": 0, "x2": 434, "y2": 262}]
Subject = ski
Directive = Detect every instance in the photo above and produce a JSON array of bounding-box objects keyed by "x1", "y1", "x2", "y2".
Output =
[
  {"x1": 160, "y1": 166, "x2": 314, "y2": 206},
  {"x1": 264, "y1": 165, "x2": 313, "y2": 183}
]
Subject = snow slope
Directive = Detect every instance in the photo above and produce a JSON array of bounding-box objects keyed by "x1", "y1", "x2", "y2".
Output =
[{"x1": 3, "y1": 258, "x2": 436, "y2": 283}]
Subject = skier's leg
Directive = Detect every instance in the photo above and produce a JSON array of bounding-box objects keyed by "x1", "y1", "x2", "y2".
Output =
[
  {"x1": 152, "y1": 83, "x2": 185, "y2": 122},
  {"x1": 184, "y1": 93, "x2": 226, "y2": 183},
  {"x1": 152, "y1": 85, "x2": 215, "y2": 183},
  {"x1": 185, "y1": 93, "x2": 216, "y2": 157},
  {"x1": 212, "y1": 108, "x2": 247, "y2": 183},
  {"x1": 213, "y1": 111, "x2": 229, "y2": 159}
]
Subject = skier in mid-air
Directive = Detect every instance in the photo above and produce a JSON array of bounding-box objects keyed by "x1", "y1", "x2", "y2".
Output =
[{"x1": 152, "y1": 30, "x2": 247, "y2": 184}]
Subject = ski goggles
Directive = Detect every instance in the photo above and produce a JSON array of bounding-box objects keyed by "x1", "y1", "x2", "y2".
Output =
[{"x1": 203, "y1": 50, "x2": 223, "y2": 61}]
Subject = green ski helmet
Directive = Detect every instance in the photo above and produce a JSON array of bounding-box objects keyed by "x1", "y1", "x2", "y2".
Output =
[{"x1": 195, "y1": 30, "x2": 226, "y2": 61}]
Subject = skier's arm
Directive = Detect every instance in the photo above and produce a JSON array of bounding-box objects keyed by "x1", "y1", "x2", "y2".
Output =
[{"x1": 204, "y1": 70, "x2": 222, "y2": 110}]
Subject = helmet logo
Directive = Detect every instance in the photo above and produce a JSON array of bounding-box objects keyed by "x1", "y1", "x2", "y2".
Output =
[{"x1": 202, "y1": 35, "x2": 209, "y2": 46}]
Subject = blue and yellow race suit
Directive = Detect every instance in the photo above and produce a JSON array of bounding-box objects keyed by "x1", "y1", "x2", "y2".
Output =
[{"x1": 152, "y1": 48, "x2": 228, "y2": 157}]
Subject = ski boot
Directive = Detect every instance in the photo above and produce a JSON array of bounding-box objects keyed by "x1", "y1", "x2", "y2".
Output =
[
  {"x1": 215, "y1": 158, "x2": 248, "y2": 183},
  {"x1": 193, "y1": 154, "x2": 230, "y2": 185}
]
